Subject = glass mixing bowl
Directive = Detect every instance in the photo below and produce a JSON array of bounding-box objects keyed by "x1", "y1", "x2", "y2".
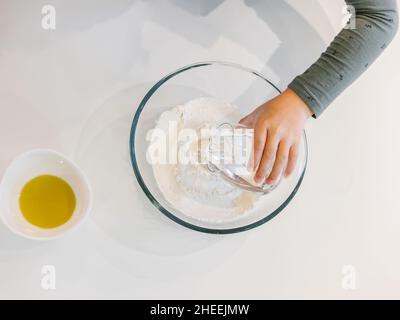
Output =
[{"x1": 130, "y1": 61, "x2": 307, "y2": 234}]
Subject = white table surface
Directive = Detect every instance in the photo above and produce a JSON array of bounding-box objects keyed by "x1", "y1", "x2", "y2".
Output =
[{"x1": 1, "y1": 0, "x2": 400, "y2": 299}]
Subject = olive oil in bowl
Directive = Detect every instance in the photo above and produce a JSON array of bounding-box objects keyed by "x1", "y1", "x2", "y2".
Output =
[{"x1": 19, "y1": 175, "x2": 76, "y2": 229}]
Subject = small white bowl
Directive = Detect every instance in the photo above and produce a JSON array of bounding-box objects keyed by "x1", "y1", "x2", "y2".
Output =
[{"x1": 0, "y1": 149, "x2": 92, "y2": 240}]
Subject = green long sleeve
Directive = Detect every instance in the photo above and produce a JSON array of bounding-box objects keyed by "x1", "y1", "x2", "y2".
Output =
[{"x1": 288, "y1": 0, "x2": 398, "y2": 117}]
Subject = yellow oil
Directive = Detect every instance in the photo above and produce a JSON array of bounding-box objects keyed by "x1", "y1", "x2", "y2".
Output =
[{"x1": 19, "y1": 175, "x2": 76, "y2": 229}]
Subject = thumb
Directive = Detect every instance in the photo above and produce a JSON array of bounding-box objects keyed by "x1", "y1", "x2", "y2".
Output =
[{"x1": 239, "y1": 114, "x2": 255, "y2": 128}]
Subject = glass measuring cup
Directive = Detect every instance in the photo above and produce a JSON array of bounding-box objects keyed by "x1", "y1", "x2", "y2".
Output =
[{"x1": 206, "y1": 123, "x2": 281, "y2": 194}]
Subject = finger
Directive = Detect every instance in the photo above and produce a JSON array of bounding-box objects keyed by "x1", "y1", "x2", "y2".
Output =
[
  {"x1": 284, "y1": 142, "x2": 299, "y2": 177},
  {"x1": 251, "y1": 123, "x2": 268, "y2": 172},
  {"x1": 266, "y1": 140, "x2": 290, "y2": 185},
  {"x1": 254, "y1": 130, "x2": 279, "y2": 183}
]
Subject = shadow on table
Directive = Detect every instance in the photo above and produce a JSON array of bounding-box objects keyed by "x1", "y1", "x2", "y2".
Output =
[
  {"x1": 244, "y1": 0, "x2": 330, "y2": 86},
  {"x1": 162, "y1": 0, "x2": 330, "y2": 87},
  {"x1": 0, "y1": 0, "x2": 136, "y2": 51}
]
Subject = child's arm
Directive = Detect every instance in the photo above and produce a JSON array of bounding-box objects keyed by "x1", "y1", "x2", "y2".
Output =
[
  {"x1": 242, "y1": 0, "x2": 399, "y2": 184},
  {"x1": 289, "y1": 0, "x2": 398, "y2": 117}
]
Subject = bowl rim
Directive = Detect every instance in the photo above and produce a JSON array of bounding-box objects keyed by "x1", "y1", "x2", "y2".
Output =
[{"x1": 129, "y1": 61, "x2": 307, "y2": 234}]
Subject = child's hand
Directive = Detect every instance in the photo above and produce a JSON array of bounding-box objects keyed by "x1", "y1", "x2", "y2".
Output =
[{"x1": 239, "y1": 88, "x2": 312, "y2": 185}]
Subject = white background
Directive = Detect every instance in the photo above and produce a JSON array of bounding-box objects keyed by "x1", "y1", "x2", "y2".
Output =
[{"x1": 0, "y1": 0, "x2": 399, "y2": 299}]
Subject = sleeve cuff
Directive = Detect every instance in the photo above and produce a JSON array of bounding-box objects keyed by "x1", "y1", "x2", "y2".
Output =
[{"x1": 288, "y1": 77, "x2": 325, "y2": 118}]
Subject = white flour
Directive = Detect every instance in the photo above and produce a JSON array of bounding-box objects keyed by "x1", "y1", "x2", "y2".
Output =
[{"x1": 150, "y1": 97, "x2": 260, "y2": 223}]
